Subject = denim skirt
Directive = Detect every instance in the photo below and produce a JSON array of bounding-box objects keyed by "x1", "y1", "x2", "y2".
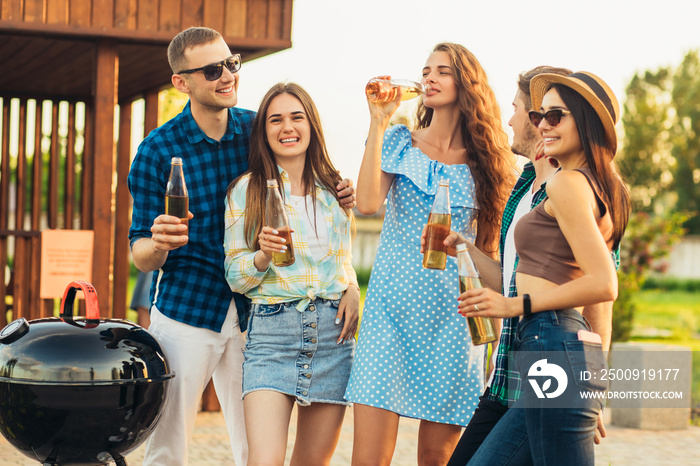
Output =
[{"x1": 243, "y1": 298, "x2": 355, "y2": 406}]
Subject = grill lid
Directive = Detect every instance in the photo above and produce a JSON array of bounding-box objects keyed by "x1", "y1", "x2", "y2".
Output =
[{"x1": 0, "y1": 281, "x2": 173, "y2": 385}]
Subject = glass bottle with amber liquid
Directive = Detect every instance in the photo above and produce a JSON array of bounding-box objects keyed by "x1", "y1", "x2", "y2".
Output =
[
  {"x1": 456, "y1": 243, "x2": 497, "y2": 345},
  {"x1": 365, "y1": 78, "x2": 430, "y2": 102},
  {"x1": 165, "y1": 157, "x2": 188, "y2": 233},
  {"x1": 266, "y1": 179, "x2": 295, "y2": 267},
  {"x1": 423, "y1": 180, "x2": 451, "y2": 269}
]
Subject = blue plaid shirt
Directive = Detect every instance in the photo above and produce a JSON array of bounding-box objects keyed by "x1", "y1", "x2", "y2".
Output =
[
  {"x1": 488, "y1": 162, "x2": 621, "y2": 405},
  {"x1": 128, "y1": 101, "x2": 255, "y2": 332}
]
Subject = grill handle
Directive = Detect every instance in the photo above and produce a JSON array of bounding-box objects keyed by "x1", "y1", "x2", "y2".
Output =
[{"x1": 60, "y1": 281, "x2": 101, "y2": 320}]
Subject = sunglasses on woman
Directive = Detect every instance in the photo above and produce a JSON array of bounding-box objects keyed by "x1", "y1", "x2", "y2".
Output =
[
  {"x1": 177, "y1": 54, "x2": 242, "y2": 81},
  {"x1": 528, "y1": 109, "x2": 572, "y2": 127}
]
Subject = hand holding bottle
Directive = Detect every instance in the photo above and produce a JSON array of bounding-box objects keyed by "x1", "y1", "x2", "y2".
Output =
[
  {"x1": 165, "y1": 157, "x2": 189, "y2": 233},
  {"x1": 365, "y1": 75, "x2": 403, "y2": 123},
  {"x1": 420, "y1": 227, "x2": 471, "y2": 258},
  {"x1": 423, "y1": 180, "x2": 452, "y2": 269},
  {"x1": 149, "y1": 211, "x2": 194, "y2": 251},
  {"x1": 255, "y1": 225, "x2": 295, "y2": 269},
  {"x1": 264, "y1": 179, "x2": 296, "y2": 267},
  {"x1": 365, "y1": 76, "x2": 429, "y2": 102},
  {"x1": 456, "y1": 244, "x2": 497, "y2": 345}
]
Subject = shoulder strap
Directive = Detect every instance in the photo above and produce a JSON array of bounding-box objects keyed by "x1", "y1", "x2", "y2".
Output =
[{"x1": 574, "y1": 168, "x2": 607, "y2": 217}]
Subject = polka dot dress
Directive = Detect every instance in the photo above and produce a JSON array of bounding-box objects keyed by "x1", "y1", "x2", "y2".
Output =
[{"x1": 345, "y1": 125, "x2": 485, "y2": 426}]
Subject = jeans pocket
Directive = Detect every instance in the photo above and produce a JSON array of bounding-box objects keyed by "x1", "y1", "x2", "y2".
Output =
[
  {"x1": 564, "y1": 340, "x2": 608, "y2": 392},
  {"x1": 515, "y1": 318, "x2": 542, "y2": 351},
  {"x1": 328, "y1": 299, "x2": 341, "y2": 308},
  {"x1": 252, "y1": 303, "x2": 284, "y2": 317}
]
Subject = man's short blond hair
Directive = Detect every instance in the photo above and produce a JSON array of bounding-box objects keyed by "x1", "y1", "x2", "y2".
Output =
[{"x1": 167, "y1": 27, "x2": 223, "y2": 74}]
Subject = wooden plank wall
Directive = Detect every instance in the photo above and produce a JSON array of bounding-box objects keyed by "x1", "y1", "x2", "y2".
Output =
[
  {"x1": 0, "y1": 98, "x2": 86, "y2": 325},
  {"x1": 0, "y1": 0, "x2": 292, "y2": 41},
  {"x1": 0, "y1": 0, "x2": 293, "y2": 325}
]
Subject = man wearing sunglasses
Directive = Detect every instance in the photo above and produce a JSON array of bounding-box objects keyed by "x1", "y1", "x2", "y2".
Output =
[{"x1": 128, "y1": 27, "x2": 355, "y2": 466}]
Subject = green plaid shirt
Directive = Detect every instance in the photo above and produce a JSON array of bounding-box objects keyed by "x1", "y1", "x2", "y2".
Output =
[
  {"x1": 487, "y1": 162, "x2": 546, "y2": 405},
  {"x1": 488, "y1": 163, "x2": 621, "y2": 406}
]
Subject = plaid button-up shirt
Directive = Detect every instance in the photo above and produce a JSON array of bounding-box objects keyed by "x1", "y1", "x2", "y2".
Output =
[
  {"x1": 487, "y1": 162, "x2": 547, "y2": 405},
  {"x1": 128, "y1": 102, "x2": 255, "y2": 332},
  {"x1": 224, "y1": 169, "x2": 357, "y2": 311}
]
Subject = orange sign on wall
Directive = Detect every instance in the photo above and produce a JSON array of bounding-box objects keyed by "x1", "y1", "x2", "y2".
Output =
[{"x1": 40, "y1": 230, "x2": 95, "y2": 299}]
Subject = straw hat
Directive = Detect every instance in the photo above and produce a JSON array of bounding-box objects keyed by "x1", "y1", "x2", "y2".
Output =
[{"x1": 530, "y1": 71, "x2": 619, "y2": 154}]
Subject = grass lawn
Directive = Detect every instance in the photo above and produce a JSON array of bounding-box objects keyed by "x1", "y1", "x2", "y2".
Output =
[{"x1": 630, "y1": 290, "x2": 699, "y2": 340}]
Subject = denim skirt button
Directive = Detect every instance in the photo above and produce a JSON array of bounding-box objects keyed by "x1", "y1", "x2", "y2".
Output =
[{"x1": 311, "y1": 322, "x2": 317, "y2": 328}]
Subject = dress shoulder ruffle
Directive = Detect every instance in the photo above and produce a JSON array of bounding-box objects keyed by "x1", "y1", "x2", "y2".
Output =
[{"x1": 380, "y1": 125, "x2": 475, "y2": 207}]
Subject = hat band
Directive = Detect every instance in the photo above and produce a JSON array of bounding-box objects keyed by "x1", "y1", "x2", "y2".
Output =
[{"x1": 569, "y1": 72, "x2": 616, "y2": 122}]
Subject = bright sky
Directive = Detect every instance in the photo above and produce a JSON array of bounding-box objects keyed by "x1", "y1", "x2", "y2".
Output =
[{"x1": 235, "y1": 0, "x2": 700, "y2": 181}]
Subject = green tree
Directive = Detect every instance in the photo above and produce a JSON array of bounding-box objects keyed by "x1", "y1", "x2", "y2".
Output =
[
  {"x1": 159, "y1": 87, "x2": 189, "y2": 125},
  {"x1": 670, "y1": 51, "x2": 700, "y2": 232},
  {"x1": 618, "y1": 68, "x2": 673, "y2": 212},
  {"x1": 618, "y1": 50, "x2": 700, "y2": 231},
  {"x1": 612, "y1": 51, "x2": 698, "y2": 341}
]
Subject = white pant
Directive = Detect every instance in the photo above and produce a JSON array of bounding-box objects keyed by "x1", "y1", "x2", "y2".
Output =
[{"x1": 143, "y1": 301, "x2": 247, "y2": 466}]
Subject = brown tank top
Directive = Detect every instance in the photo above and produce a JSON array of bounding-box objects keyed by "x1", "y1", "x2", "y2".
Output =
[{"x1": 514, "y1": 168, "x2": 614, "y2": 285}]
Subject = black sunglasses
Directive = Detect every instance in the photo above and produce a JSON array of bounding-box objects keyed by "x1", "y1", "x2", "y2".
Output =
[
  {"x1": 177, "y1": 54, "x2": 242, "y2": 81},
  {"x1": 528, "y1": 109, "x2": 572, "y2": 127}
]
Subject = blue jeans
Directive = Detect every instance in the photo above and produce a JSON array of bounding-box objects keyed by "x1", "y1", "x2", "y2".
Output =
[
  {"x1": 468, "y1": 309, "x2": 606, "y2": 466},
  {"x1": 447, "y1": 387, "x2": 530, "y2": 466}
]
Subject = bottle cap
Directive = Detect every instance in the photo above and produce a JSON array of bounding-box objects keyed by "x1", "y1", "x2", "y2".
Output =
[
  {"x1": 456, "y1": 243, "x2": 467, "y2": 252},
  {"x1": 439, "y1": 179, "x2": 449, "y2": 186},
  {"x1": 267, "y1": 179, "x2": 278, "y2": 188},
  {"x1": 171, "y1": 157, "x2": 183, "y2": 164}
]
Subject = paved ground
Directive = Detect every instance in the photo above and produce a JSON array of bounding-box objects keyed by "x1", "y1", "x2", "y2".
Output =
[{"x1": 1, "y1": 409, "x2": 699, "y2": 465}]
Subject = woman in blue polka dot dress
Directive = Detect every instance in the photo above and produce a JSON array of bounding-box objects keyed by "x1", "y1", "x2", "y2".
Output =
[{"x1": 345, "y1": 43, "x2": 516, "y2": 465}]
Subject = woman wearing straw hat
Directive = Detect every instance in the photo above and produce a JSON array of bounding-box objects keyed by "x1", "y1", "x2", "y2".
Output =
[{"x1": 458, "y1": 72, "x2": 630, "y2": 465}]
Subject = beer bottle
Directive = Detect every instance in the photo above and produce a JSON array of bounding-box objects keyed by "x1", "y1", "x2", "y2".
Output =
[
  {"x1": 423, "y1": 179, "x2": 451, "y2": 269},
  {"x1": 266, "y1": 179, "x2": 295, "y2": 267},
  {"x1": 165, "y1": 157, "x2": 189, "y2": 233},
  {"x1": 365, "y1": 78, "x2": 429, "y2": 102},
  {"x1": 456, "y1": 243, "x2": 497, "y2": 345}
]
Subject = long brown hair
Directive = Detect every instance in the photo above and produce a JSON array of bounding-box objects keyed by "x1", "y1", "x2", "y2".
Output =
[
  {"x1": 227, "y1": 82, "x2": 351, "y2": 250},
  {"x1": 416, "y1": 43, "x2": 515, "y2": 252},
  {"x1": 553, "y1": 84, "x2": 630, "y2": 248}
]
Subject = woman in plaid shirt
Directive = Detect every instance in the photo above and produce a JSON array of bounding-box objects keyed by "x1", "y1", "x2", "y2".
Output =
[{"x1": 224, "y1": 82, "x2": 359, "y2": 465}]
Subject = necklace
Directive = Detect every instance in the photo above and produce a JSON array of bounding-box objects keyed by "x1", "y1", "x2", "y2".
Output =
[{"x1": 290, "y1": 195, "x2": 306, "y2": 205}]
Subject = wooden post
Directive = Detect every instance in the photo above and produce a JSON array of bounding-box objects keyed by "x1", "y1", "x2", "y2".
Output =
[
  {"x1": 201, "y1": 380, "x2": 221, "y2": 412},
  {"x1": 113, "y1": 98, "x2": 133, "y2": 320},
  {"x1": 91, "y1": 41, "x2": 119, "y2": 316}
]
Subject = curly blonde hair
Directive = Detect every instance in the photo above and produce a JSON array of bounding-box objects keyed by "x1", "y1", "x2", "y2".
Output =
[{"x1": 417, "y1": 43, "x2": 515, "y2": 253}]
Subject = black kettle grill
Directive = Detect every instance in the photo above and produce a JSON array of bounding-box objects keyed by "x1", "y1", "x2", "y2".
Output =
[{"x1": 0, "y1": 281, "x2": 175, "y2": 465}]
